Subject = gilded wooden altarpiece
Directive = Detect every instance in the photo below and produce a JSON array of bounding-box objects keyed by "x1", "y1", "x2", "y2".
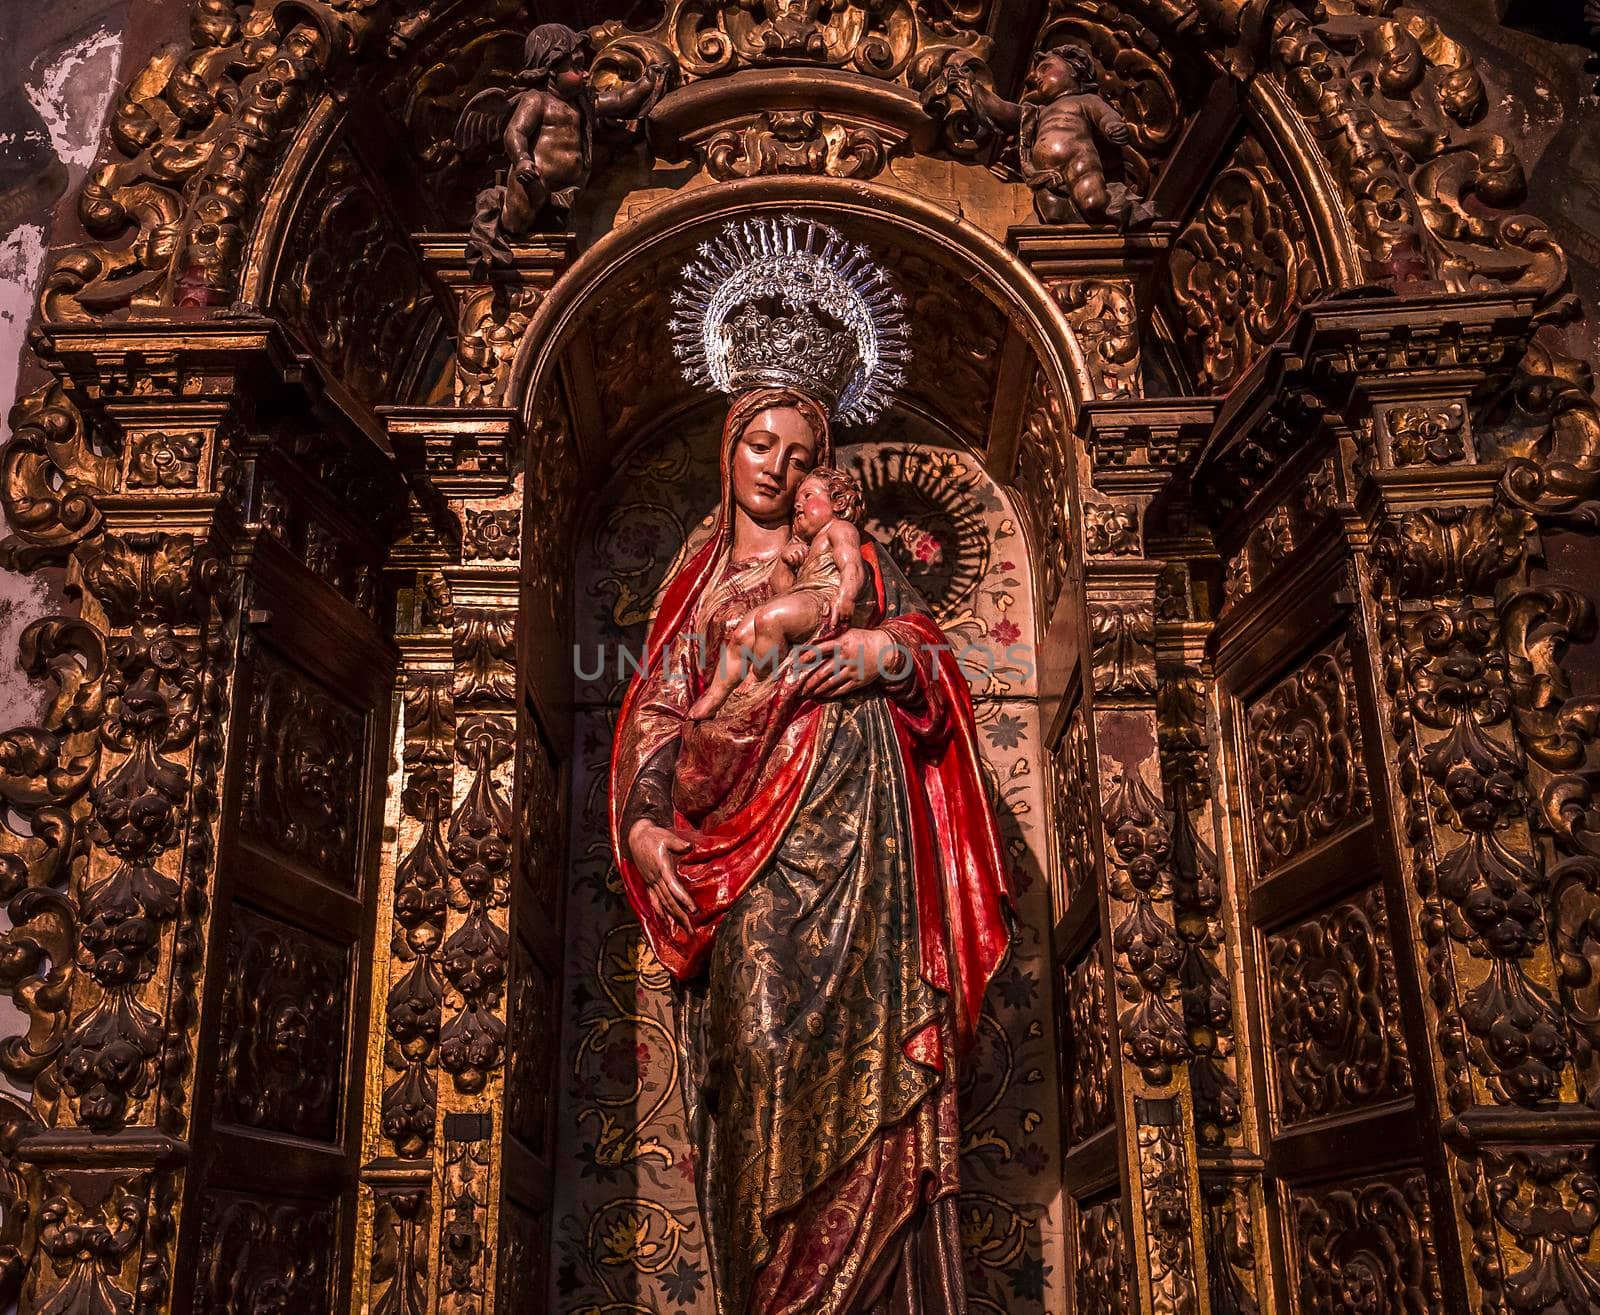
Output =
[{"x1": 0, "y1": 1, "x2": 1599, "y2": 1314}]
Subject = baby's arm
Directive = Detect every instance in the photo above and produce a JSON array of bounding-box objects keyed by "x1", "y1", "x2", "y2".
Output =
[
  {"x1": 822, "y1": 521, "x2": 867, "y2": 633},
  {"x1": 1087, "y1": 95, "x2": 1131, "y2": 145},
  {"x1": 505, "y1": 92, "x2": 547, "y2": 176}
]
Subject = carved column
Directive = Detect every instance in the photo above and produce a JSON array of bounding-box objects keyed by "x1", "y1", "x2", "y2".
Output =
[
  {"x1": 1012, "y1": 227, "x2": 1215, "y2": 1315},
  {"x1": 368, "y1": 306, "x2": 578, "y2": 1312},
  {"x1": 0, "y1": 319, "x2": 405, "y2": 1313},
  {"x1": 1196, "y1": 291, "x2": 1600, "y2": 1313}
]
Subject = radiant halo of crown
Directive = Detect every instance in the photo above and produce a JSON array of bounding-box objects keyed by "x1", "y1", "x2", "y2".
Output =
[{"x1": 669, "y1": 216, "x2": 911, "y2": 426}]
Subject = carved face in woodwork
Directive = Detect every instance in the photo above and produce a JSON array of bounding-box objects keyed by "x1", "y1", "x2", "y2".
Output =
[
  {"x1": 730, "y1": 405, "x2": 820, "y2": 528},
  {"x1": 268, "y1": 1000, "x2": 311, "y2": 1067}
]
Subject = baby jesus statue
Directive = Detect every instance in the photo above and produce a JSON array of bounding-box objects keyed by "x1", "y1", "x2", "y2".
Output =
[{"x1": 688, "y1": 465, "x2": 870, "y2": 722}]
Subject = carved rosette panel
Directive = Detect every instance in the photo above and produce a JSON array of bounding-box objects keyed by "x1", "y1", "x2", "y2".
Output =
[
  {"x1": 1245, "y1": 631, "x2": 1372, "y2": 877},
  {"x1": 213, "y1": 905, "x2": 350, "y2": 1142},
  {"x1": 1074, "y1": 1195, "x2": 1132, "y2": 1315},
  {"x1": 1012, "y1": 367, "x2": 1073, "y2": 617},
  {"x1": 1083, "y1": 498, "x2": 1142, "y2": 558},
  {"x1": 239, "y1": 646, "x2": 367, "y2": 884},
  {"x1": 1169, "y1": 136, "x2": 1319, "y2": 393},
  {"x1": 1051, "y1": 708, "x2": 1099, "y2": 916},
  {"x1": 126, "y1": 431, "x2": 204, "y2": 491},
  {"x1": 271, "y1": 144, "x2": 434, "y2": 406},
  {"x1": 1264, "y1": 886, "x2": 1411, "y2": 1129},
  {"x1": 190, "y1": 1191, "x2": 338, "y2": 1314},
  {"x1": 464, "y1": 510, "x2": 522, "y2": 563},
  {"x1": 1290, "y1": 1174, "x2": 1443, "y2": 1315},
  {"x1": 1064, "y1": 946, "x2": 1114, "y2": 1144}
]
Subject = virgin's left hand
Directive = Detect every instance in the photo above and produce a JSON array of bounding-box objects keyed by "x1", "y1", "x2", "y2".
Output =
[{"x1": 790, "y1": 628, "x2": 908, "y2": 698}]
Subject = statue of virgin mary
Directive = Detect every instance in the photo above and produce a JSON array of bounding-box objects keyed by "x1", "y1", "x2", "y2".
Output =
[{"x1": 609, "y1": 217, "x2": 1013, "y2": 1315}]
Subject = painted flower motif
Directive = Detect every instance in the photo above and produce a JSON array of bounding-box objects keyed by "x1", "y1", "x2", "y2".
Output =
[
  {"x1": 989, "y1": 617, "x2": 1021, "y2": 646},
  {"x1": 893, "y1": 523, "x2": 944, "y2": 565},
  {"x1": 1008, "y1": 1253, "x2": 1048, "y2": 1301},
  {"x1": 597, "y1": 1210, "x2": 662, "y2": 1266},
  {"x1": 995, "y1": 964, "x2": 1038, "y2": 1010},
  {"x1": 1017, "y1": 1141, "x2": 1049, "y2": 1175},
  {"x1": 599, "y1": 1039, "x2": 642, "y2": 1083},
  {"x1": 660, "y1": 1256, "x2": 706, "y2": 1304},
  {"x1": 984, "y1": 712, "x2": 1027, "y2": 750}
]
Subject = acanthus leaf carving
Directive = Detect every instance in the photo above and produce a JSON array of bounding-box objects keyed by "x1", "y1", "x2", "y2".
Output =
[
  {"x1": 1101, "y1": 768, "x2": 1189, "y2": 1084},
  {"x1": 438, "y1": 715, "x2": 513, "y2": 1093},
  {"x1": 1090, "y1": 603, "x2": 1156, "y2": 696},
  {"x1": 1377, "y1": 504, "x2": 1571, "y2": 1108}
]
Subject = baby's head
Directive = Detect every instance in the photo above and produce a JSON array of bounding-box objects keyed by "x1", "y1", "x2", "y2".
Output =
[
  {"x1": 793, "y1": 465, "x2": 865, "y2": 539},
  {"x1": 1028, "y1": 45, "x2": 1096, "y2": 100}
]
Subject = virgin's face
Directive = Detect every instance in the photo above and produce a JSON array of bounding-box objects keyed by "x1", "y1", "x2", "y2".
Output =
[{"x1": 730, "y1": 406, "x2": 819, "y2": 527}]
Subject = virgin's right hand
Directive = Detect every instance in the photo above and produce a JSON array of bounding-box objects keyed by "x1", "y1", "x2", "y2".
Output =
[{"x1": 627, "y1": 819, "x2": 695, "y2": 930}]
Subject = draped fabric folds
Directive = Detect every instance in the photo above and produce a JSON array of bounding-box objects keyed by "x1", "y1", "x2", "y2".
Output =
[{"x1": 609, "y1": 391, "x2": 1013, "y2": 1315}]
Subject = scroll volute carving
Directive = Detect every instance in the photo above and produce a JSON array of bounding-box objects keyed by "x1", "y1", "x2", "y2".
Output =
[
  {"x1": 646, "y1": 66, "x2": 925, "y2": 184},
  {"x1": 1169, "y1": 135, "x2": 1319, "y2": 393},
  {"x1": 704, "y1": 109, "x2": 894, "y2": 180},
  {"x1": 595, "y1": 0, "x2": 986, "y2": 84},
  {"x1": 1270, "y1": 4, "x2": 1564, "y2": 306},
  {"x1": 1, "y1": 386, "x2": 114, "y2": 569}
]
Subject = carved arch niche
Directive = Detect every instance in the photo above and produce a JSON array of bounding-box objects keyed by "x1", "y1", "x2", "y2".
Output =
[{"x1": 6, "y1": 2, "x2": 1600, "y2": 1315}]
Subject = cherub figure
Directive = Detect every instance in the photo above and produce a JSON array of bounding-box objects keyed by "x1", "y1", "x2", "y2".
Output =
[
  {"x1": 687, "y1": 465, "x2": 872, "y2": 723},
  {"x1": 924, "y1": 45, "x2": 1153, "y2": 229},
  {"x1": 454, "y1": 25, "x2": 671, "y2": 267}
]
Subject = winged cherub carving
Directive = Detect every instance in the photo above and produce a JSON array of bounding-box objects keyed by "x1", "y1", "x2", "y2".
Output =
[
  {"x1": 455, "y1": 25, "x2": 672, "y2": 267},
  {"x1": 923, "y1": 44, "x2": 1153, "y2": 229}
]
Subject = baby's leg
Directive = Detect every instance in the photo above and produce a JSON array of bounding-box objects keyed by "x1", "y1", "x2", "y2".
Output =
[{"x1": 687, "y1": 595, "x2": 821, "y2": 721}]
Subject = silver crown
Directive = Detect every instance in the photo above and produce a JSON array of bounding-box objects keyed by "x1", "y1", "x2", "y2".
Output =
[{"x1": 670, "y1": 216, "x2": 910, "y2": 426}]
